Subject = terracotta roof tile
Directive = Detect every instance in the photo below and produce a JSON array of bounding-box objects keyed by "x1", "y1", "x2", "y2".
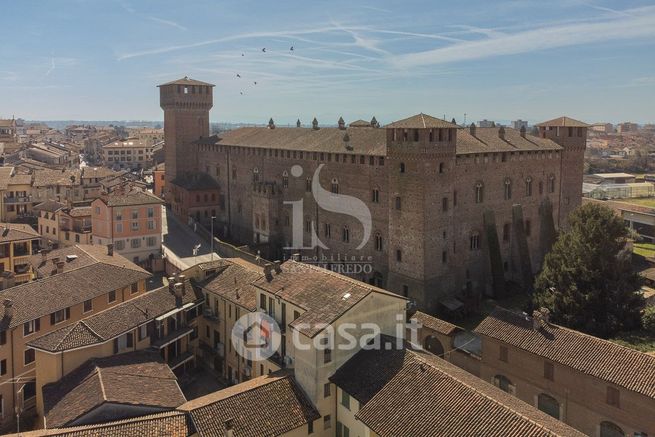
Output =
[
  {"x1": 43, "y1": 350, "x2": 186, "y2": 428},
  {"x1": 411, "y1": 311, "x2": 461, "y2": 336},
  {"x1": 536, "y1": 116, "x2": 590, "y2": 127},
  {"x1": 158, "y1": 77, "x2": 215, "y2": 87},
  {"x1": 0, "y1": 222, "x2": 41, "y2": 243},
  {"x1": 178, "y1": 372, "x2": 319, "y2": 436},
  {"x1": 199, "y1": 259, "x2": 263, "y2": 311},
  {"x1": 385, "y1": 113, "x2": 458, "y2": 129},
  {"x1": 474, "y1": 307, "x2": 655, "y2": 399}
]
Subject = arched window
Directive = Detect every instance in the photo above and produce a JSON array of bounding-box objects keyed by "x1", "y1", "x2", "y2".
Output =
[
  {"x1": 439, "y1": 162, "x2": 445, "y2": 173},
  {"x1": 600, "y1": 421, "x2": 625, "y2": 437},
  {"x1": 342, "y1": 226, "x2": 350, "y2": 243},
  {"x1": 475, "y1": 181, "x2": 484, "y2": 204},
  {"x1": 423, "y1": 336, "x2": 445, "y2": 356},
  {"x1": 305, "y1": 177, "x2": 312, "y2": 192},
  {"x1": 395, "y1": 196, "x2": 401, "y2": 210},
  {"x1": 400, "y1": 162, "x2": 406, "y2": 173},
  {"x1": 372, "y1": 188, "x2": 380, "y2": 203},
  {"x1": 232, "y1": 166, "x2": 237, "y2": 180},
  {"x1": 374, "y1": 233, "x2": 383, "y2": 251},
  {"x1": 470, "y1": 232, "x2": 480, "y2": 250},
  {"x1": 253, "y1": 167, "x2": 259, "y2": 183},
  {"x1": 504, "y1": 178, "x2": 512, "y2": 200},
  {"x1": 539, "y1": 181, "x2": 544, "y2": 195},
  {"x1": 548, "y1": 174, "x2": 556, "y2": 193},
  {"x1": 282, "y1": 170, "x2": 289, "y2": 188},
  {"x1": 537, "y1": 393, "x2": 560, "y2": 419},
  {"x1": 493, "y1": 375, "x2": 514, "y2": 394},
  {"x1": 331, "y1": 178, "x2": 339, "y2": 194},
  {"x1": 525, "y1": 176, "x2": 532, "y2": 196}
]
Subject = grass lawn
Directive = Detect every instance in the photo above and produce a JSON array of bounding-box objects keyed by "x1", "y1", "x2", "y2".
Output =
[
  {"x1": 612, "y1": 330, "x2": 655, "y2": 353},
  {"x1": 618, "y1": 197, "x2": 655, "y2": 208},
  {"x1": 633, "y1": 242, "x2": 655, "y2": 258}
]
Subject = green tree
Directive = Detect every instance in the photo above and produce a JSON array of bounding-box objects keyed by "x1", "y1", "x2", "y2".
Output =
[{"x1": 533, "y1": 203, "x2": 644, "y2": 338}]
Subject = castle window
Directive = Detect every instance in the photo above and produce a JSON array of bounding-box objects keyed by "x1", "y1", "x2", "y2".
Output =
[
  {"x1": 375, "y1": 233, "x2": 383, "y2": 251},
  {"x1": 600, "y1": 422, "x2": 624, "y2": 437},
  {"x1": 525, "y1": 177, "x2": 532, "y2": 196},
  {"x1": 438, "y1": 129, "x2": 443, "y2": 141},
  {"x1": 442, "y1": 250, "x2": 447, "y2": 263},
  {"x1": 525, "y1": 219, "x2": 531, "y2": 236},
  {"x1": 306, "y1": 177, "x2": 312, "y2": 192},
  {"x1": 342, "y1": 226, "x2": 350, "y2": 243},
  {"x1": 470, "y1": 233, "x2": 480, "y2": 250},
  {"x1": 379, "y1": 157, "x2": 384, "y2": 166},
  {"x1": 439, "y1": 162, "x2": 444, "y2": 173},
  {"x1": 475, "y1": 182, "x2": 484, "y2": 203},
  {"x1": 577, "y1": 127, "x2": 583, "y2": 137},
  {"x1": 396, "y1": 249, "x2": 402, "y2": 262},
  {"x1": 305, "y1": 219, "x2": 312, "y2": 233},
  {"x1": 232, "y1": 167, "x2": 237, "y2": 180},
  {"x1": 360, "y1": 155, "x2": 365, "y2": 164},
  {"x1": 429, "y1": 130, "x2": 434, "y2": 142},
  {"x1": 539, "y1": 181, "x2": 544, "y2": 195},
  {"x1": 402, "y1": 285, "x2": 408, "y2": 297},
  {"x1": 282, "y1": 171, "x2": 289, "y2": 188},
  {"x1": 331, "y1": 178, "x2": 339, "y2": 194},
  {"x1": 400, "y1": 162, "x2": 405, "y2": 173},
  {"x1": 253, "y1": 167, "x2": 259, "y2": 182},
  {"x1": 499, "y1": 345, "x2": 508, "y2": 362},
  {"x1": 548, "y1": 175, "x2": 555, "y2": 193},
  {"x1": 442, "y1": 197, "x2": 448, "y2": 212},
  {"x1": 448, "y1": 129, "x2": 452, "y2": 141},
  {"x1": 544, "y1": 361, "x2": 554, "y2": 381},
  {"x1": 372, "y1": 188, "x2": 380, "y2": 203},
  {"x1": 403, "y1": 129, "x2": 408, "y2": 141},
  {"x1": 215, "y1": 165, "x2": 220, "y2": 176},
  {"x1": 324, "y1": 223, "x2": 331, "y2": 239},
  {"x1": 568, "y1": 127, "x2": 573, "y2": 137},
  {"x1": 453, "y1": 190, "x2": 457, "y2": 206},
  {"x1": 284, "y1": 214, "x2": 290, "y2": 227},
  {"x1": 606, "y1": 386, "x2": 620, "y2": 407},
  {"x1": 504, "y1": 178, "x2": 512, "y2": 200},
  {"x1": 413, "y1": 129, "x2": 419, "y2": 142},
  {"x1": 493, "y1": 375, "x2": 514, "y2": 394},
  {"x1": 537, "y1": 394, "x2": 560, "y2": 419},
  {"x1": 184, "y1": 87, "x2": 188, "y2": 94},
  {"x1": 395, "y1": 196, "x2": 401, "y2": 210}
]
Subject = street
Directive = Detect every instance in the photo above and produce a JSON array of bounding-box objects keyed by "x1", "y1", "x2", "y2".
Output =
[{"x1": 162, "y1": 208, "x2": 220, "y2": 269}]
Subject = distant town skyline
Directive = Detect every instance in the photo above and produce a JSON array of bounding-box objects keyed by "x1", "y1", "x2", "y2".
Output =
[{"x1": 2, "y1": 0, "x2": 655, "y2": 124}]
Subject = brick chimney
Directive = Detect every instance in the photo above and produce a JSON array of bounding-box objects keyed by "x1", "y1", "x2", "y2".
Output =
[
  {"x1": 338, "y1": 116, "x2": 345, "y2": 130},
  {"x1": 264, "y1": 263, "x2": 273, "y2": 281},
  {"x1": 174, "y1": 282, "x2": 184, "y2": 307},
  {"x1": 273, "y1": 260, "x2": 282, "y2": 274},
  {"x1": 520, "y1": 125, "x2": 527, "y2": 138},
  {"x1": 499, "y1": 126, "x2": 506, "y2": 140},
  {"x1": 3, "y1": 299, "x2": 13, "y2": 320},
  {"x1": 107, "y1": 243, "x2": 114, "y2": 256},
  {"x1": 56, "y1": 261, "x2": 65, "y2": 274},
  {"x1": 532, "y1": 307, "x2": 550, "y2": 330},
  {"x1": 469, "y1": 123, "x2": 476, "y2": 136},
  {"x1": 168, "y1": 277, "x2": 176, "y2": 293}
]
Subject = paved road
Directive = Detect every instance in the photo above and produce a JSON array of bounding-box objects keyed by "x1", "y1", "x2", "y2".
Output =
[{"x1": 162, "y1": 208, "x2": 219, "y2": 269}]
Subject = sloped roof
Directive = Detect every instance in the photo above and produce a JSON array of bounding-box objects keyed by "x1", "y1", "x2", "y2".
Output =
[
  {"x1": 474, "y1": 307, "x2": 655, "y2": 399},
  {"x1": 99, "y1": 189, "x2": 163, "y2": 207},
  {"x1": 33, "y1": 200, "x2": 66, "y2": 213},
  {"x1": 535, "y1": 116, "x2": 589, "y2": 127},
  {"x1": 198, "y1": 258, "x2": 263, "y2": 311},
  {"x1": 0, "y1": 167, "x2": 15, "y2": 190},
  {"x1": 32, "y1": 169, "x2": 81, "y2": 187},
  {"x1": 411, "y1": 311, "x2": 461, "y2": 336},
  {"x1": 28, "y1": 280, "x2": 201, "y2": 352},
  {"x1": 331, "y1": 338, "x2": 585, "y2": 437},
  {"x1": 178, "y1": 372, "x2": 319, "y2": 436},
  {"x1": 253, "y1": 260, "x2": 405, "y2": 338},
  {"x1": 456, "y1": 127, "x2": 562, "y2": 154},
  {"x1": 158, "y1": 77, "x2": 215, "y2": 87},
  {"x1": 43, "y1": 350, "x2": 186, "y2": 428},
  {"x1": 385, "y1": 113, "x2": 458, "y2": 129},
  {"x1": 0, "y1": 223, "x2": 40, "y2": 242}
]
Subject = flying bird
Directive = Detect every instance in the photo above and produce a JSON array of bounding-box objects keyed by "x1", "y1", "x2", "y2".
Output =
[
  {"x1": 240, "y1": 91, "x2": 244, "y2": 95},
  {"x1": 290, "y1": 46, "x2": 294, "y2": 51},
  {"x1": 262, "y1": 48, "x2": 266, "y2": 52},
  {"x1": 253, "y1": 81, "x2": 257, "y2": 85},
  {"x1": 236, "y1": 74, "x2": 241, "y2": 78},
  {"x1": 241, "y1": 53, "x2": 245, "y2": 56}
]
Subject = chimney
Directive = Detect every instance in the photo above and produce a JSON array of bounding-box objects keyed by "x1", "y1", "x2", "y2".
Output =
[
  {"x1": 532, "y1": 308, "x2": 550, "y2": 330},
  {"x1": 264, "y1": 263, "x2": 273, "y2": 281},
  {"x1": 338, "y1": 117, "x2": 345, "y2": 130},
  {"x1": 51, "y1": 257, "x2": 60, "y2": 266},
  {"x1": 56, "y1": 261, "x2": 65, "y2": 274},
  {"x1": 499, "y1": 126, "x2": 506, "y2": 140},
  {"x1": 174, "y1": 282, "x2": 184, "y2": 307},
  {"x1": 520, "y1": 125, "x2": 527, "y2": 138},
  {"x1": 273, "y1": 260, "x2": 282, "y2": 274},
  {"x1": 312, "y1": 117, "x2": 319, "y2": 130},
  {"x1": 168, "y1": 277, "x2": 176, "y2": 293},
  {"x1": 291, "y1": 253, "x2": 300, "y2": 261},
  {"x1": 3, "y1": 299, "x2": 13, "y2": 320},
  {"x1": 268, "y1": 118, "x2": 275, "y2": 129},
  {"x1": 107, "y1": 243, "x2": 114, "y2": 256},
  {"x1": 469, "y1": 123, "x2": 476, "y2": 136},
  {"x1": 224, "y1": 419, "x2": 235, "y2": 437},
  {"x1": 40, "y1": 249, "x2": 49, "y2": 261},
  {"x1": 178, "y1": 274, "x2": 186, "y2": 284},
  {"x1": 296, "y1": 119, "x2": 301, "y2": 128}
]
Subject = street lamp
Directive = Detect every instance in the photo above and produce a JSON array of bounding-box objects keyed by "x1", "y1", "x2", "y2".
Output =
[{"x1": 210, "y1": 216, "x2": 216, "y2": 261}]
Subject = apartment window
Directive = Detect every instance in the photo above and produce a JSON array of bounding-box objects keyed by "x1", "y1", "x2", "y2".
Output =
[
  {"x1": 24, "y1": 348, "x2": 35, "y2": 365},
  {"x1": 131, "y1": 283, "x2": 139, "y2": 294},
  {"x1": 50, "y1": 308, "x2": 70, "y2": 325},
  {"x1": 544, "y1": 362, "x2": 554, "y2": 381},
  {"x1": 336, "y1": 422, "x2": 350, "y2": 437},
  {"x1": 146, "y1": 236, "x2": 157, "y2": 247},
  {"x1": 341, "y1": 391, "x2": 351, "y2": 410},
  {"x1": 116, "y1": 210, "x2": 122, "y2": 220},
  {"x1": 402, "y1": 285, "x2": 409, "y2": 297},
  {"x1": 324, "y1": 415, "x2": 331, "y2": 430},
  {"x1": 147, "y1": 220, "x2": 155, "y2": 230},
  {"x1": 600, "y1": 422, "x2": 625, "y2": 437},
  {"x1": 108, "y1": 290, "x2": 116, "y2": 303},
  {"x1": 499, "y1": 345, "x2": 508, "y2": 362},
  {"x1": 324, "y1": 382, "x2": 331, "y2": 398},
  {"x1": 0, "y1": 331, "x2": 5, "y2": 345},
  {"x1": 0, "y1": 359, "x2": 6, "y2": 376},
  {"x1": 606, "y1": 386, "x2": 620, "y2": 407},
  {"x1": 83, "y1": 299, "x2": 92, "y2": 313},
  {"x1": 131, "y1": 238, "x2": 141, "y2": 249},
  {"x1": 23, "y1": 319, "x2": 40, "y2": 337},
  {"x1": 260, "y1": 294, "x2": 267, "y2": 311},
  {"x1": 115, "y1": 240, "x2": 125, "y2": 250},
  {"x1": 324, "y1": 346, "x2": 332, "y2": 364},
  {"x1": 116, "y1": 223, "x2": 123, "y2": 232},
  {"x1": 475, "y1": 182, "x2": 484, "y2": 203},
  {"x1": 131, "y1": 221, "x2": 139, "y2": 231},
  {"x1": 308, "y1": 421, "x2": 314, "y2": 434},
  {"x1": 147, "y1": 207, "x2": 154, "y2": 218},
  {"x1": 537, "y1": 393, "x2": 560, "y2": 419}
]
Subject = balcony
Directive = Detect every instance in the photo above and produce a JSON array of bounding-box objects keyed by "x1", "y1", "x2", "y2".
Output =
[
  {"x1": 3, "y1": 196, "x2": 32, "y2": 204},
  {"x1": 60, "y1": 224, "x2": 92, "y2": 233},
  {"x1": 151, "y1": 326, "x2": 194, "y2": 349},
  {"x1": 203, "y1": 307, "x2": 219, "y2": 322},
  {"x1": 169, "y1": 351, "x2": 194, "y2": 370}
]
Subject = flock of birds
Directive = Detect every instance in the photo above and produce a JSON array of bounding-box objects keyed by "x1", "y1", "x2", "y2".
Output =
[{"x1": 236, "y1": 46, "x2": 294, "y2": 95}]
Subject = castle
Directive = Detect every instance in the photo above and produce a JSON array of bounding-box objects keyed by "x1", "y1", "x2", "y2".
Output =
[{"x1": 159, "y1": 77, "x2": 587, "y2": 313}]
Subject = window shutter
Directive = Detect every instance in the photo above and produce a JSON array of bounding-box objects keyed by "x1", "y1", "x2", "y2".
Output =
[
  {"x1": 65, "y1": 308, "x2": 71, "y2": 320},
  {"x1": 35, "y1": 319, "x2": 40, "y2": 332},
  {"x1": 50, "y1": 313, "x2": 55, "y2": 325}
]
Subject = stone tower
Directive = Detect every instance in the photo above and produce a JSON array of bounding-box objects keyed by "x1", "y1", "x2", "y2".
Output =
[
  {"x1": 385, "y1": 114, "x2": 459, "y2": 312},
  {"x1": 536, "y1": 116, "x2": 588, "y2": 227},
  {"x1": 158, "y1": 77, "x2": 214, "y2": 190}
]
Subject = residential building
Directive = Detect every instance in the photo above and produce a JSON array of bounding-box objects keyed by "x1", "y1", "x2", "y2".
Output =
[
  {"x1": 31, "y1": 169, "x2": 83, "y2": 205},
  {"x1": 153, "y1": 162, "x2": 165, "y2": 198},
  {"x1": 102, "y1": 137, "x2": 154, "y2": 170},
  {"x1": 617, "y1": 122, "x2": 639, "y2": 133},
  {"x1": 512, "y1": 119, "x2": 529, "y2": 130},
  {"x1": 0, "y1": 223, "x2": 41, "y2": 287},
  {"x1": 0, "y1": 244, "x2": 150, "y2": 431},
  {"x1": 478, "y1": 119, "x2": 496, "y2": 127},
  {"x1": 34, "y1": 202, "x2": 92, "y2": 247},
  {"x1": 160, "y1": 77, "x2": 588, "y2": 312},
  {"x1": 473, "y1": 307, "x2": 655, "y2": 437},
  {"x1": 0, "y1": 167, "x2": 34, "y2": 222},
  {"x1": 169, "y1": 172, "x2": 220, "y2": 226},
  {"x1": 25, "y1": 143, "x2": 77, "y2": 168},
  {"x1": 591, "y1": 123, "x2": 614, "y2": 133},
  {"x1": 0, "y1": 119, "x2": 20, "y2": 155},
  {"x1": 80, "y1": 166, "x2": 118, "y2": 200},
  {"x1": 91, "y1": 189, "x2": 163, "y2": 269},
  {"x1": 38, "y1": 350, "x2": 186, "y2": 429}
]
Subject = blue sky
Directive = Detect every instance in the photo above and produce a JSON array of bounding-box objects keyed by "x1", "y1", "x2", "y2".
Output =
[{"x1": 1, "y1": 0, "x2": 655, "y2": 125}]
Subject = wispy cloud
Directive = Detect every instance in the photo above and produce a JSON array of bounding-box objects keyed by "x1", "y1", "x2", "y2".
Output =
[
  {"x1": 393, "y1": 6, "x2": 655, "y2": 67},
  {"x1": 45, "y1": 57, "x2": 56, "y2": 76},
  {"x1": 148, "y1": 16, "x2": 187, "y2": 31}
]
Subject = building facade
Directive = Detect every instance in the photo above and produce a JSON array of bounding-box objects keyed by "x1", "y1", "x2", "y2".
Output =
[
  {"x1": 102, "y1": 138, "x2": 155, "y2": 170},
  {"x1": 160, "y1": 77, "x2": 588, "y2": 313}
]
